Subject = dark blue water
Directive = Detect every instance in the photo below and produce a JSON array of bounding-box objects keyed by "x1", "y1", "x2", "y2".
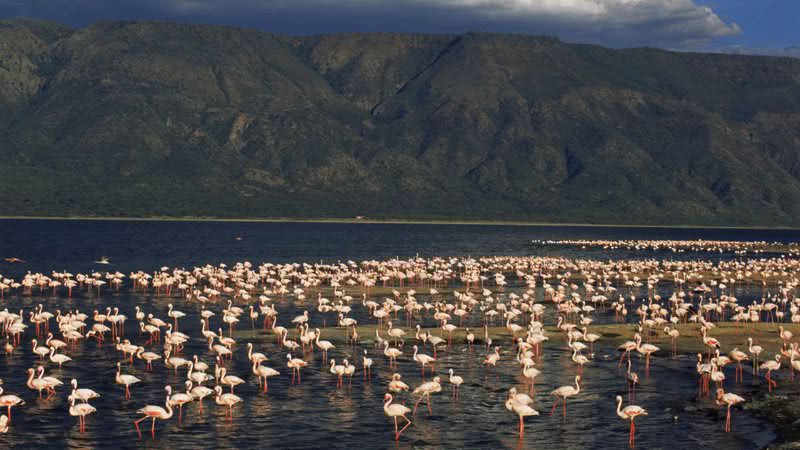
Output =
[
  {"x1": 1, "y1": 219, "x2": 799, "y2": 274},
  {"x1": 0, "y1": 219, "x2": 795, "y2": 449}
]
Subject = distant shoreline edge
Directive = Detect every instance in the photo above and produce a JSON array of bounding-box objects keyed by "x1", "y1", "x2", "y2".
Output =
[{"x1": 0, "y1": 215, "x2": 798, "y2": 231}]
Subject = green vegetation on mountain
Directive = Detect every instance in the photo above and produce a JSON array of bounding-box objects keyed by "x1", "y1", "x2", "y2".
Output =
[{"x1": 2, "y1": 19, "x2": 800, "y2": 226}]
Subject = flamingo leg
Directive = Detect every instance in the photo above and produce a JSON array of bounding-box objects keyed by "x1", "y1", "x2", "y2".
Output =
[
  {"x1": 134, "y1": 416, "x2": 148, "y2": 440},
  {"x1": 399, "y1": 415, "x2": 412, "y2": 437},
  {"x1": 412, "y1": 395, "x2": 424, "y2": 415}
]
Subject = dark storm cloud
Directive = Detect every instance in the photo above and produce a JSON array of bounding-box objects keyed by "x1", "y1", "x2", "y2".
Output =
[{"x1": 0, "y1": 0, "x2": 741, "y2": 48}]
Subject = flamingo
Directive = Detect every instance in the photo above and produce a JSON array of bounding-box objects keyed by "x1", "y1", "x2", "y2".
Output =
[
  {"x1": 728, "y1": 348, "x2": 749, "y2": 384},
  {"x1": 70, "y1": 379, "x2": 100, "y2": 403},
  {"x1": 448, "y1": 368, "x2": 463, "y2": 398},
  {"x1": 188, "y1": 380, "x2": 214, "y2": 414},
  {"x1": 48, "y1": 346, "x2": 72, "y2": 367},
  {"x1": 246, "y1": 343, "x2": 267, "y2": 364},
  {"x1": 701, "y1": 327, "x2": 720, "y2": 360},
  {"x1": 523, "y1": 362, "x2": 541, "y2": 394},
  {"x1": 116, "y1": 362, "x2": 141, "y2": 400},
  {"x1": 550, "y1": 375, "x2": 581, "y2": 419},
  {"x1": 618, "y1": 336, "x2": 638, "y2": 367},
  {"x1": 343, "y1": 359, "x2": 356, "y2": 387},
  {"x1": 388, "y1": 373, "x2": 409, "y2": 395},
  {"x1": 362, "y1": 350, "x2": 373, "y2": 380},
  {"x1": 412, "y1": 345, "x2": 436, "y2": 378},
  {"x1": 134, "y1": 386, "x2": 173, "y2": 439},
  {"x1": 616, "y1": 395, "x2": 647, "y2": 447},
  {"x1": 790, "y1": 343, "x2": 800, "y2": 381},
  {"x1": 31, "y1": 339, "x2": 49, "y2": 360},
  {"x1": 252, "y1": 360, "x2": 280, "y2": 393},
  {"x1": 759, "y1": 354, "x2": 781, "y2": 392},
  {"x1": 218, "y1": 367, "x2": 245, "y2": 393},
  {"x1": 635, "y1": 334, "x2": 659, "y2": 376},
  {"x1": 571, "y1": 347, "x2": 589, "y2": 375},
  {"x1": 747, "y1": 337, "x2": 763, "y2": 375},
  {"x1": 37, "y1": 366, "x2": 62, "y2": 399},
  {"x1": 330, "y1": 359, "x2": 346, "y2": 388},
  {"x1": 412, "y1": 376, "x2": 442, "y2": 415},
  {"x1": 0, "y1": 388, "x2": 24, "y2": 422},
  {"x1": 287, "y1": 353, "x2": 308, "y2": 385},
  {"x1": 387, "y1": 321, "x2": 406, "y2": 346},
  {"x1": 168, "y1": 381, "x2": 194, "y2": 425},
  {"x1": 167, "y1": 303, "x2": 186, "y2": 330},
  {"x1": 483, "y1": 346, "x2": 501, "y2": 373},
  {"x1": 213, "y1": 385, "x2": 242, "y2": 422},
  {"x1": 383, "y1": 341, "x2": 402, "y2": 368},
  {"x1": 136, "y1": 346, "x2": 162, "y2": 371},
  {"x1": 68, "y1": 395, "x2": 96, "y2": 433},
  {"x1": 626, "y1": 359, "x2": 639, "y2": 400},
  {"x1": 26, "y1": 368, "x2": 50, "y2": 399},
  {"x1": 383, "y1": 393, "x2": 412, "y2": 440},
  {"x1": 315, "y1": 330, "x2": 335, "y2": 363},
  {"x1": 715, "y1": 388, "x2": 745, "y2": 432},
  {"x1": 506, "y1": 395, "x2": 539, "y2": 439},
  {"x1": 664, "y1": 326, "x2": 679, "y2": 356}
]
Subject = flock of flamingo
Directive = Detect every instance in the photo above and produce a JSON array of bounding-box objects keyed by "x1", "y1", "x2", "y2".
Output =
[{"x1": 0, "y1": 241, "x2": 798, "y2": 446}]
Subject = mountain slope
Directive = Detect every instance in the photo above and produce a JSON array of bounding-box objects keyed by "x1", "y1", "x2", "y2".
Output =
[{"x1": 1, "y1": 20, "x2": 800, "y2": 225}]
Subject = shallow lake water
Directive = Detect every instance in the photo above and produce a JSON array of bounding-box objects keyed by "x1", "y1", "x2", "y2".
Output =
[{"x1": 0, "y1": 219, "x2": 797, "y2": 448}]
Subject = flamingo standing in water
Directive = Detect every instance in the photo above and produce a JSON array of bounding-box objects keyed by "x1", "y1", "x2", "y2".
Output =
[
  {"x1": 383, "y1": 393, "x2": 412, "y2": 440},
  {"x1": 448, "y1": 368, "x2": 463, "y2": 398},
  {"x1": 523, "y1": 363, "x2": 541, "y2": 394},
  {"x1": 747, "y1": 337, "x2": 763, "y2": 376},
  {"x1": 168, "y1": 381, "x2": 194, "y2": 425},
  {"x1": 506, "y1": 394, "x2": 539, "y2": 439},
  {"x1": 115, "y1": 362, "x2": 141, "y2": 400},
  {"x1": 48, "y1": 347, "x2": 72, "y2": 367},
  {"x1": 715, "y1": 388, "x2": 745, "y2": 432},
  {"x1": 167, "y1": 304, "x2": 186, "y2": 331},
  {"x1": 412, "y1": 376, "x2": 442, "y2": 415},
  {"x1": 133, "y1": 386, "x2": 173, "y2": 439},
  {"x1": 287, "y1": 353, "x2": 308, "y2": 385},
  {"x1": 412, "y1": 345, "x2": 435, "y2": 378},
  {"x1": 388, "y1": 373, "x2": 409, "y2": 396},
  {"x1": 618, "y1": 337, "x2": 638, "y2": 367},
  {"x1": 635, "y1": 334, "x2": 659, "y2": 376},
  {"x1": 626, "y1": 359, "x2": 639, "y2": 401},
  {"x1": 214, "y1": 385, "x2": 242, "y2": 422},
  {"x1": 550, "y1": 375, "x2": 581, "y2": 419},
  {"x1": 759, "y1": 354, "x2": 781, "y2": 392},
  {"x1": 188, "y1": 381, "x2": 214, "y2": 414},
  {"x1": 728, "y1": 348, "x2": 749, "y2": 384},
  {"x1": 70, "y1": 379, "x2": 100, "y2": 403},
  {"x1": 252, "y1": 360, "x2": 280, "y2": 393},
  {"x1": 0, "y1": 388, "x2": 24, "y2": 421},
  {"x1": 664, "y1": 326, "x2": 680, "y2": 356},
  {"x1": 616, "y1": 395, "x2": 647, "y2": 447},
  {"x1": 68, "y1": 395, "x2": 96, "y2": 433},
  {"x1": 383, "y1": 341, "x2": 402, "y2": 368},
  {"x1": 362, "y1": 350, "x2": 374, "y2": 380}
]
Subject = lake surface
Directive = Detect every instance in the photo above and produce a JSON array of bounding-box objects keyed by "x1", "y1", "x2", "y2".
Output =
[{"x1": 0, "y1": 219, "x2": 797, "y2": 449}]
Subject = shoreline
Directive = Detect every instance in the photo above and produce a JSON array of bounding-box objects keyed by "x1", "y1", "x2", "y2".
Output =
[{"x1": 0, "y1": 215, "x2": 799, "y2": 230}]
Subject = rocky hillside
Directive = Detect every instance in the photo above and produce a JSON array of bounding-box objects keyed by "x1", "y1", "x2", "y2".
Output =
[{"x1": 2, "y1": 19, "x2": 800, "y2": 225}]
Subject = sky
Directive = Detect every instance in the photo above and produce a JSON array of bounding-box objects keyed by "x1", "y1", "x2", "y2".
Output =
[{"x1": 1, "y1": 0, "x2": 798, "y2": 55}]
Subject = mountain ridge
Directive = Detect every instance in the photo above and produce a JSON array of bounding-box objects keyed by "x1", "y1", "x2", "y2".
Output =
[{"x1": 1, "y1": 19, "x2": 800, "y2": 226}]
